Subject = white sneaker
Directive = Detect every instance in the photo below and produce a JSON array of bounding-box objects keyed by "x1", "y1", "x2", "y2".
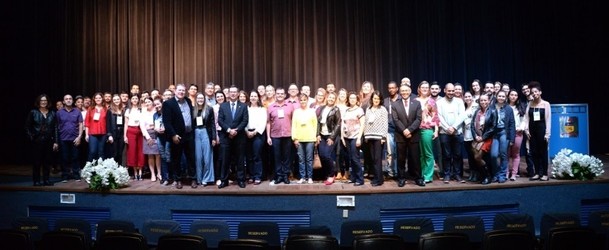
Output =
[
  {"x1": 297, "y1": 178, "x2": 305, "y2": 184},
  {"x1": 269, "y1": 180, "x2": 277, "y2": 186},
  {"x1": 307, "y1": 178, "x2": 313, "y2": 184}
]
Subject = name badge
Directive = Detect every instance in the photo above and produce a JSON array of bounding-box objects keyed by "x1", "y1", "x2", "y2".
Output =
[
  {"x1": 117, "y1": 115, "x2": 123, "y2": 125},
  {"x1": 196, "y1": 116, "x2": 203, "y2": 126},
  {"x1": 533, "y1": 111, "x2": 540, "y2": 121},
  {"x1": 93, "y1": 112, "x2": 101, "y2": 121},
  {"x1": 277, "y1": 109, "x2": 285, "y2": 118}
]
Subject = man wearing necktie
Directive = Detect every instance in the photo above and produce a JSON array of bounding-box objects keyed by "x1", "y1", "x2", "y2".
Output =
[
  {"x1": 231, "y1": 102, "x2": 236, "y2": 118},
  {"x1": 217, "y1": 86, "x2": 249, "y2": 188},
  {"x1": 391, "y1": 84, "x2": 424, "y2": 187}
]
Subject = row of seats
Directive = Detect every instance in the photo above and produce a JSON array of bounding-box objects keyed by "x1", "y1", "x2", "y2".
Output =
[
  {"x1": 1, "y1": 227, "x2": 604, "y2": 250},
  {"x1": 4, "y1": 211, "x2": 609, "y2": 250}
]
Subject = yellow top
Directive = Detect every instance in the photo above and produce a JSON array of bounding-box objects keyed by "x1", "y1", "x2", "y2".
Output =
[{"x1": 291, "y1": 108, "x2": 318, "y2": 142}]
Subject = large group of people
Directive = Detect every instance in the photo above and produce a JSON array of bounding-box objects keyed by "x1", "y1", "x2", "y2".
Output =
[{"x1": 24, "y1": 79, "x2": 552, "y2": 188}]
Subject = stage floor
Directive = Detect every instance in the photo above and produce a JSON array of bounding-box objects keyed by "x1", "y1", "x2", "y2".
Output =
[{"x1": 1, "y1": 156, "x2": 609, "y2": 195}]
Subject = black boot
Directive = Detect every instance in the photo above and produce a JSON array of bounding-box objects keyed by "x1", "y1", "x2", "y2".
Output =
[
  {"x1": 479, "y1": 166, "x2": 490, "y2": 185},
  {"x1": 470, "y1": 171, "x2": 479, "y2": 182}
]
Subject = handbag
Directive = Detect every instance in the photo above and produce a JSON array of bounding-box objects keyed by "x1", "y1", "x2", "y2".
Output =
[
  {"x1": 313, "y1": 149, "x2": 322, "y2": 169},
  {"x1": 480, "y1": 138, "x2": 493, "y2": 153}
]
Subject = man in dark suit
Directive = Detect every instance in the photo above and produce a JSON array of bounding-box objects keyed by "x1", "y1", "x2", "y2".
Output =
[
  {"x1": 217, "y1": 85, "x2": 249, "y2": 188},
  {"x1": 391, "y1": 84, "x2": 424, "y2": 187},
  {"x1": 162, "y1": 83, "x2": 197, "y2": 189}
]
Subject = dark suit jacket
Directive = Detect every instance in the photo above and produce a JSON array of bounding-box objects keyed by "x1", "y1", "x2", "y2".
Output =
[
  {"x1": 217, "y1": 101, "x2": 249, "y2": 136},
  {"x1": 391, "y1": 97, "x2": 422, "y2": 143},
  {"x1": 162, "y1": 97, "x2": 194, "y2": 138}
]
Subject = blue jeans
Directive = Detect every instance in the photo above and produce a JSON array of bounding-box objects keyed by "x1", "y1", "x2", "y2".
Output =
[
  {"x1": 246, "y1": 132, "x2": 265, "y2": 181},
  {"x1": 60, "y1": 140, "x2": 81, "y2": 180},
  {"x1": 157, "y1": 137, "x2": 170, "y2": 181},
  {"x1": 491, "y1": 129, "x2": 508, "y2": 181},
  {"x1": 318, "y1": 136, "x2": 337, "y2": 178},
  {"x1": 337, "y1": 140, "x2": 349, "y2": 175},
  {"x1": 272, "y1": 137, "x2": 292, "y2": 181},
  {"x1": 87, "y1": 134, "x2": 107, "y2": 162},
  {"x1": 296, "y1": 142, "x2": 314, "y2": 179},
  {"x1": 440, "y1": 133, "x2": 464, "y2": 178},
  {"x1": 344, "y1": 138, "x2": 364, "y2": 184},
  {"x1": 195, "y1": 128, "x2": 215, "y2": 184},
  {"x1": 384, "y1": 133, "x2": 397, "y2": 176}
]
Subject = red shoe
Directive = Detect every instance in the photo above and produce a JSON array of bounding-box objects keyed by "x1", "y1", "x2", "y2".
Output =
[{"x1": 324, "y1": 177, "x2": 335, "y2": 185}]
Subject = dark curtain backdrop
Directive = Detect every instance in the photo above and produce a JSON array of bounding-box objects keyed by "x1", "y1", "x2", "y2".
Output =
[{"x1": 2, "y1": 0, "x2": 608, "y2": 164}]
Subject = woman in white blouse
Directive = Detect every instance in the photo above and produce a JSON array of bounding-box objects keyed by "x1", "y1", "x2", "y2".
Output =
[
  {"x1": 140, "y1": 96, "x2": 160, "y2": 182},
  {"x1": 124, "y1": 94, "x2": 145, "y2": 180},
  {"x1": 246, "y1": 90, "x2": 267, "y2": 185}
]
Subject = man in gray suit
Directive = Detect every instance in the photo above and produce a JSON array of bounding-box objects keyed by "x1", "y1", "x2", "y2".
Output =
[{"x1": 391, "y1": 84, "x2": 424, "y2": 187}]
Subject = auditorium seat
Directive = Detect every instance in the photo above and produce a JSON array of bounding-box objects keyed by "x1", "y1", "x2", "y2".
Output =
[
  {"x1": 287, "y1": 225, "x2": 332, "y2": 236},
  {"x1": 393, "y1": 218, "x2": 435, "y2": 250},
  {"x1": 339, "y1": 220, "x2": 383, "y2": 250},
  {"x1": 218, "y1": 238, "x2": 268, "y2": 250},
  {"x1": 481, "y1": 229, "x2": 537, "y2": 250},
  {"x1": 545, "y1": 226, "x2": 596, "y2": 250},
  {"x1": 283, "y1": 234, "x2": 339, "y2": 250},
  {"x1": 0, "y1": 229, "x2": 34, "y2": 250},
  {"x1": 11, "y1": 217, "x2": 48, "y2": 244},
  {"x1": 418, "y1": 232, "x2": 470, "y2": 250},
  {"x1": 156, "y1": 233, "x2": 207, "y2": 250},
  {"x1": 539, "y1": 213, "x2": 580, "y2": 243},
  {"x1": 54, "y1": 218, "x2": 93, "y2": 246},
  {"x1": 588, "y1": 210, "x2": 609, "y2": 250},
  {"x1": 94, "y1": 231, "x2": 148, "y2": 250},
  {"x1": 189, "y1": 220, "x2": 231, "y2": 250},
  {"x1": 443, "y1": 216, "x2": 485, "y2": 249},
  {"x1": 95, "y1": 219, "x2": 137, "y2": 241},
  {"x1": 237, "y1": 221, "x2": 280, "y2": 250},
  {"x1": 141, "y1": 219, "x2": 181, "y2": 247},
  {"x1": 352, "y1": 233, "x2": 404, "y2": 250},
  {"x1": 492, "y1": 213, "x2": 535, "y2": 235},
  {"x1": 39, "y1": 231, "x2": 89, "y2": 250}
]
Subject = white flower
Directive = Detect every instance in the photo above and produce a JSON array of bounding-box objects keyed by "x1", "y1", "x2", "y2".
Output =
[
  {"x1": 552, "y1": 148, "x2": 604, "y2": 180},
  {"x1": 80, "y1": 158, "x2": 130, "y2": 191}
]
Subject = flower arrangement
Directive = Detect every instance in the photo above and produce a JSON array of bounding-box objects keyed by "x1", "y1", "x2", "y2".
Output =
[
  {"x1": 81, "y1": 158, "x2": 130, "y2": 191},
  {"x1": 551, "y1": 148, "x2": 604, "y2": 180}
]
